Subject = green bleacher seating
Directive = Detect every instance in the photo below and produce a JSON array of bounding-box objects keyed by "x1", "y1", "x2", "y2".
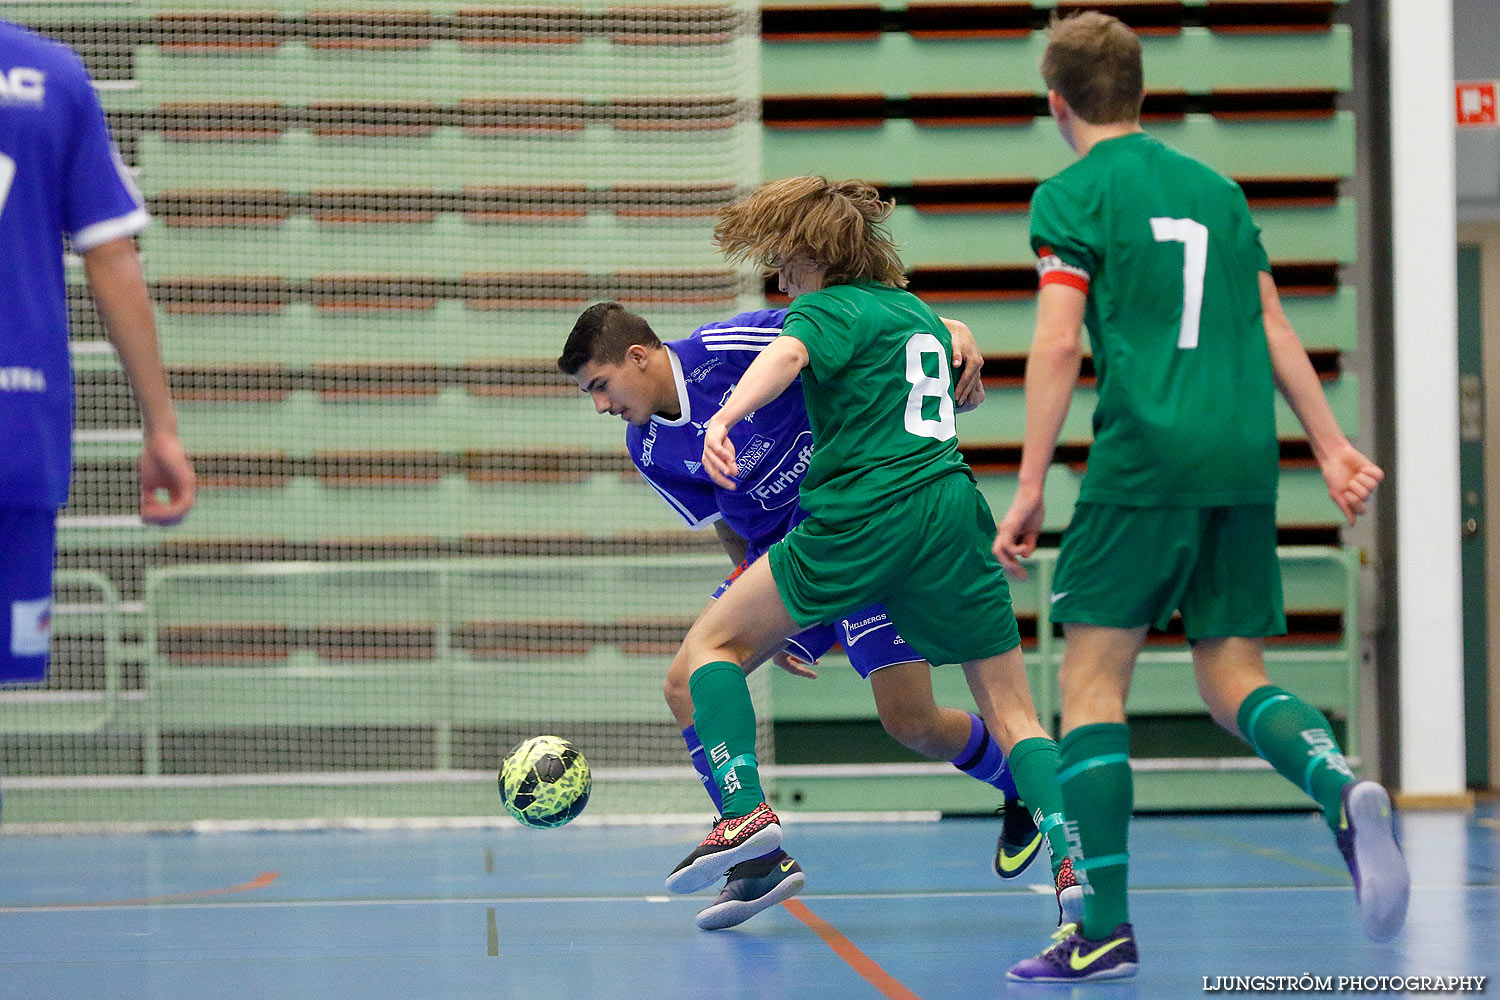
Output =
[
  {"x1": 762, "y1": 27, "x2": 1352, "y2": 96},
  {"x1": 764, "y1": 114, "x2": 1356, "y2": 184}
]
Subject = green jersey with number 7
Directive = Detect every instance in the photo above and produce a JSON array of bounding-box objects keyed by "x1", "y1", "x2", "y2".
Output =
[
  {"x1": 1030, "y1": 131, "x2": 1279, "y2": 507},
  {"x1": 782, "y1": 280, "x2": 973, "y2": 526}
]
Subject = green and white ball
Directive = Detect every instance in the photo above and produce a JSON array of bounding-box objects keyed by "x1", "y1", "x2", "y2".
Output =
[{"x1": 498, "y1": 736, "x2": 591, "y2": 829}]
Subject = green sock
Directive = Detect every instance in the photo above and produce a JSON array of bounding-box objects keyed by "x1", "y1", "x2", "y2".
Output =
[
  {"x1": 1006, "y1": 736, "x2": 1071, "y2": 878},
  {"x1": 689, "y1": 661, "x2": 764, "y2": 818},
  {"x1": 1058, "y1": 723, "x2": 1133, "y2": 939},
  {"x1": 1237, "y1": 685, "x2": 1354, "y2": 831}
]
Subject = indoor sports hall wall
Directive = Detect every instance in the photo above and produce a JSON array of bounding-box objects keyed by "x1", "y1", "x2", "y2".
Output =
[{"x1": 0, "y1": 0, "x2": 1370, "y2": 829}]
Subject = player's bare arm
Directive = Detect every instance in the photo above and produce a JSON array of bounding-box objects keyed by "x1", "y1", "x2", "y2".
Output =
[
  {"x1": 940, "y1": 317, "x2": 986, "y2": 411},
  {"x1": 1259, "y1": 271, "x2": 1383, "y2": 525},
  {"x1": 83, "y1": 236, "x2": 197, "y2": 526},
  {"x1": 994, "y1": 283, "x2": 1086, "y2": 576},
  {"x1": 703, "y1": 335, "x2": 810, "y2": 489}
]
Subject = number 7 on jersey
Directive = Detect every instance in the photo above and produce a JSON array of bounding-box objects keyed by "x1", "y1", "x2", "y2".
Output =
[{"x1": 1150, "y1": 216, "x2": 1207, "y2": 349}]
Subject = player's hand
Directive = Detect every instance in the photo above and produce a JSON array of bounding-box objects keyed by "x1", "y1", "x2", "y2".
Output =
[
  {"x1": 956, "y1": 381, "x2": 985, "y2": 414},
  {"x1": 139, "y1": 432, "x2": 197, "y2": 526},
  {"x1": 771, "y1": 649, "x2": 818, "y2": 679},
  {"x1": 993, "y1": 486, "x2": 1044, "y2": 579},
  {"x1": 943, "y1": 318, "x2": 986, "y2": 410},
  {"x1": 1319, "y1": 443, "x2": 1383, "y2": 525},
  {"x1": 703, "y1": 419, "x2": 739, "y2": 490}
]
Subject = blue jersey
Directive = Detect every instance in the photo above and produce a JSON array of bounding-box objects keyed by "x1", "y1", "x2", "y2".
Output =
[
  {"x1": 1, "y1": 22, "x2": 148, "y2": 508},
  {"x1": 626, "y1": 309, "x2": 815, "y2": 562}
]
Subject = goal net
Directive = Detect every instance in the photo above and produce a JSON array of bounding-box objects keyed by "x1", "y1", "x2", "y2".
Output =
[{"x1": 2, "y1": 1, "x2": 767, "y2": 830}]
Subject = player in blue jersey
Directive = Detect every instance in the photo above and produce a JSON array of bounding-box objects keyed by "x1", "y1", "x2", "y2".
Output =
[
  {"x1": 0, "y1": 23, "x2": 195, "y2": 755},
  {"x1": 559, "y1": 302, "x2": 1077, "y2": 931}
]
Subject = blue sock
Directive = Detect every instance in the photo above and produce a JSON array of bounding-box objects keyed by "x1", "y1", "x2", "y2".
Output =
[
  {"x1": 681, "y1": 724, "x2": 724, "y2": 813},
  {"x1": 952, "y1": 712, "x2": 1019, "y2": 799}
]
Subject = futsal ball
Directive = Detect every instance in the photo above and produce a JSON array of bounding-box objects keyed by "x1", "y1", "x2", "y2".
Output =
[{"x1": 498, "y1": 735, "x2": 591, "y2": 829}]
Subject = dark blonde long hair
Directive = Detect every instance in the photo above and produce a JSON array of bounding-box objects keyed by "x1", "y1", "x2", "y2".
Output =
[{"x1": 713, "y1": 176, "x2": 908, "y2": 288}]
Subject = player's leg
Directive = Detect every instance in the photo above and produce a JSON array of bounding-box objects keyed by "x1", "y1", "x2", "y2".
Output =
[
  {"x1": 668, "y1": 594, "x2": 819, "y2": 815},
  {"x1": 666, "y1": 599, "x2": 723, "y2": 812},
  {"x1": 862, "y1": 653, "x2": 1039, "y2": 875},
  {"x1": 1008, "y1": 502, "x2": 1191, "y2": 983},
  {"x1": 1052, "y1": 622, "x2": 1146, "y2": 933},
  {"x1": 1006, "y1": 623, "x2": 1145, "y2": 983},
  {"x1": 867, "y1": 659, "x2": 969, "y2": 758},
  {"x1": 666, "y1": 554, "x2": 800, "y2": 894},
  {"x1": 866, "y1": 478, "x2": 1063, "y2": 895},
  {"x1": 0, "y1": 507, "x2": 60, "y2": 823},
  {"x1": 960, "y1": 646, "x2": 1075, "y2": 905},
  {"x1": 687, "y1": 605, "x2": 826, "y2": 928},
  {"x1": 1195, "y1": 635, "x2": 1364, "y2": 824},
  {"x1": 1185, "y1": 506, "x2": 1407, "y2": 941},
  {"x1": 844, "y1": 597, "x2": 1041, "y2": 877},
  {"x1": 1183, "y1": 505, "x2": 1358, "y2": 826}
]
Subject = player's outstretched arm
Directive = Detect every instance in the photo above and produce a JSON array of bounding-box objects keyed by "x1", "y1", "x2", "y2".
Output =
[
  {"x1": 703, "y1": 335, "x2": 810, "y2": 489},
  {"x1": 1259, "y1": 271, "x2": 1383, "y2": 525},
  {"x1": 940, "y1": 317, "x2": 986, "y2": 412},
  {"x1": 83, "y1": 236, "x2": 197, "y2": 526},
  {"x1": 994, "y1": 284, "x2": 1085, "y2": 577}
]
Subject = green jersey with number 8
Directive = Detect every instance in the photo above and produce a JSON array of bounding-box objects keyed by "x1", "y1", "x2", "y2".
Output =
[
  {"x1": 1031, "y1": 131, "x2": 1278, "y2": 506},
  {"x1": 781, "y1": 281, "x2": 971, "y2": 526}
]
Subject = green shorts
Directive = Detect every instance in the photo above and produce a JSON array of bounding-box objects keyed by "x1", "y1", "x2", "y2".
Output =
[
  {"x1": 1051, "y1": 503, "x2": 1286, "y2": 641},
  {"x1": 768, "y1": 472, "x2": 1021, "y2": 666}
]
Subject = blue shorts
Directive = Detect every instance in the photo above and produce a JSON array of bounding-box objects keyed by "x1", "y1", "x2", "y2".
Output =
[
  {"x1": 715, "y1": 562, "x2": 922, "y2": 678},
  {"x1": 1, "y1": 507, "x2": 57, "y2": 684},
  {"x1": 783, "y1": 605, "x2": 923, "y2": 678}
]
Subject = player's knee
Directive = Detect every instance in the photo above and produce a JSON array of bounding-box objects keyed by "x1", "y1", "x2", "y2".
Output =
[
  {"x1": 1195, "y1": 679, "x2": 1244, "y2": 734},
  {"x1": 679, "y1": 629, "x2": 754, "y2": 670},
  {"x1": 663, "y1": 671, "x2": 692, "y2": 722},
  {"x1": 662, "y1": 647, "x2": 696, "y2": 723},
  {"x1": 879, "y1": 708, "x2": 942, "y2": 757}
]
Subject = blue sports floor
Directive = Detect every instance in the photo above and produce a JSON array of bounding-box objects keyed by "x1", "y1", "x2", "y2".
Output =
[{"x1": 2, "y1": 805, "x2": 1496, "y2": 1000}]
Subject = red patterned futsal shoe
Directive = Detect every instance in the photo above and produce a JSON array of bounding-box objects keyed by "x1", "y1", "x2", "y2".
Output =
[{"x1": 665, "y1": 802, "x2": 782, "y2": 895}]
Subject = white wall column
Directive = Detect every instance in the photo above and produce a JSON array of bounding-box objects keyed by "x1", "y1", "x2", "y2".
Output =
[{"x1": 1389, "y1": 0, "x2": 1467, "y2": 796}]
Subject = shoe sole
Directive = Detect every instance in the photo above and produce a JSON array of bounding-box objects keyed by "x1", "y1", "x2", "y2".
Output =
[
  {"x1": 665, "y1": 823, "x2": 782, "y2": 895},
  {"x1": 694, "y1": 870, "x2": 806, "y2": 931},
  {"x1": 1346, "y1": 781, "x2": 1410, "y2": 942},
  {"x1": 1006, "y1": 962, "x2": 1138, "y2": 983}
]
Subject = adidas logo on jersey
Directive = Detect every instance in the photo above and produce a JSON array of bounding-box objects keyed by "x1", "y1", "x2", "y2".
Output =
[
  {"x1": 683, "y1": 460, "x2": 701, "y2": 475},
  {"x1": 0, "y1": 67, "x2": 46, "y2": 104}
]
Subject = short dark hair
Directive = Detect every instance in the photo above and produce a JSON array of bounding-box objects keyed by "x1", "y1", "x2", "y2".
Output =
[
  {"x1": 1040, "y1": 11, "x2": 1144, "y2": 126},
  {"x1": 557, "y1": 302, "x2": 661, "y2": 375}
]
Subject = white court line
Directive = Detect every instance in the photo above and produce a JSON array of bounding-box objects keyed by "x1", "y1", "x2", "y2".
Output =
[
  {"x1": 1, "y1": 882, "x2": 1486, "y2": 916},
  {"x1": 1, "y1": 810, "x2": 942, "y2": 836}
]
